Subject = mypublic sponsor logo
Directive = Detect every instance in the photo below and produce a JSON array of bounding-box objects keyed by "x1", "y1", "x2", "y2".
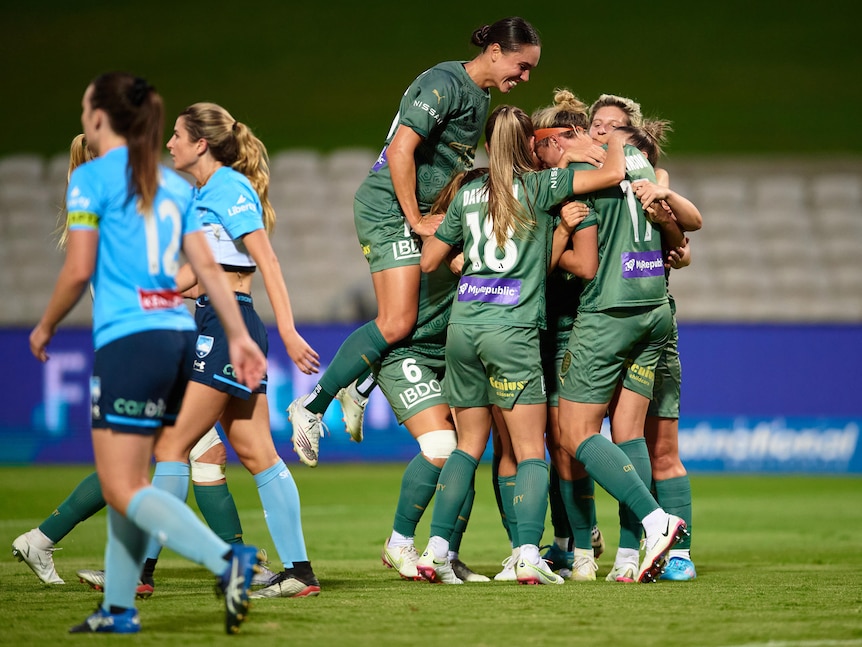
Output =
[
  {"x1": 372, "y1": 146, "x2": 388, "y2": 172},
  {"x1": 457, "y1": 276, "x2": 521, "y2": 305},
  {"x1": 621, "y1": 250, "x2": 664, "y2": 279},
  {"x1": 138, "y1": 288, "x2": 183, "y2": 310},
  {"x1": 678, "y1": 418, "x2": 860, "y2": 470}
]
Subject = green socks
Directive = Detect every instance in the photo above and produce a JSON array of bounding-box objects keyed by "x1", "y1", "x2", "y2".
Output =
[
  {"x1": 560, "y1": 476, "x2": 595, "y2": 550},
  {"x1": 655, "y1": 476, "x2": 692, "y2": 549},
  {"x1": 393, "y1": 455, "x2": 441, "y2": 537},
  {"x1": 616, "y1": 438, "x2": 653, "y2": 550},
  {"x1": 429, "y1": 450, "x2": 478, "y2": 541},
  {"x1": 193, "y1": 483, "x2": 243, "y2": 544},
  {"x1": 306, "y1": 321, "x2": 388, "y2": 415},
  {"x1": 39, "y1": 471, "x2": 105, "y2": 543},
  {"x1": 512, "y1": 459, "x2": 549, "y2": 547},
  {"x1": 575, "y1": 434, "x2": 658, "y2": 522}
]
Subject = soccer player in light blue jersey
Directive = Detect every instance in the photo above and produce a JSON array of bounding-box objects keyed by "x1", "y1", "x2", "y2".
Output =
[
  {"x1": 29, "y1": 72, "x2": 266, "y2": 634},
  {"x1": 153, "y1": 102, "x2": 321, "y2": 600}
]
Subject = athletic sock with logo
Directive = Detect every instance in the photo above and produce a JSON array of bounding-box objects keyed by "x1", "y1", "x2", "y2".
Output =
[{"x1": 575, "y1": 434, "x2": 659, "y2": 521}]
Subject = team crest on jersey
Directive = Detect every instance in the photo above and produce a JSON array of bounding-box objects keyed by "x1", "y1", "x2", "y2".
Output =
[
  {"x1": 196, "y1": 335, "x2": 215, "y2": 358},
  {"x1": 90, "y1": 376, "x2": 102, "y2": 419}
]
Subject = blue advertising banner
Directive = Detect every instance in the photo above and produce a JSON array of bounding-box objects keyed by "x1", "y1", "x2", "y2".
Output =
[{"x1": 1, "y1": 324, "x2": 860, "y2": 473}]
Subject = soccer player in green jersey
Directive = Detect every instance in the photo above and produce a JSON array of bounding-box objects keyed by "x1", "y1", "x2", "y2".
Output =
[
  {"x1": 525, "y1": 88, "x2": 612, "y2": 582},
  {"x1": 379, "y1": 168, "x2": 491, "y2": 584},
  {"x1": 554, "y1": 104, "x2": 689, "y2": 584},
  {"x1": 288, "y1": 18, "x2": 542, "y2": 468},
  {"x1": 623, "y1": 121, "x2": 703, "y2": 582},
  {"x1": 416, "y1": 105, "x2": 627, "y2": 585}
]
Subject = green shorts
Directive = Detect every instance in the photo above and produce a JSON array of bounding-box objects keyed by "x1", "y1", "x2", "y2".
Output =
[
  {"x1": 647, "y1": 316, "x2": 680, "y2": 418},
  {"x1": 354, "y1": 197, "x2": 422, "y2": 272},
  {"x1": 559, "y1": 302, "x2": 672, "y2": 404},
  {"x1": 444, "y1": 323, "x2": 546, "y2": 410},
  {"x1": 541, "y1": 322, "x2": 573, "y2": 408},
  {"x1": 374, "y1": 344, "x2": 447, "y2": 424}
]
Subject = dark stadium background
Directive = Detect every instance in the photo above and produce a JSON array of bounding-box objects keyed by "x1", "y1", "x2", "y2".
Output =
[{"x1": 2, "y1": 0, "x2": 860, "y2": 157}]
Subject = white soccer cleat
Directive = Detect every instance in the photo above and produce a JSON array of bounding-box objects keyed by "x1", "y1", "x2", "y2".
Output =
[
  {"x1": 381, "y1": 538, "x2": 422, "y2": 581},
  {"x1": 570, "y1": 551, "x2": 598, "y2": 582},
  {"x1": 451, "y1": 558, "x2": 490, "y2": 583},
  {"x1": 605, "y1": 562, "x2": 638, "y2": 583},
  {"x1": 494, "y1": 550, "x2": 519, "y2": 582},
  {"x1": 76, "y1": 569, "x2": 153, "y2": 599},
  {"x1": 515, "y1": 545, "x2": 564, "y2": 585},
  {"x1": 288, "y1": 397, "x2": 325, "y2": 467},
  {"x1": 12, "y1": 529, "x2": 64, "y2": 584},
  {"x1": 638, "y1": 514, "x2": 687, "y2": 583},
  {"x1": 416, "y1": 548, "x2": 462, "y2": 584},
  {"x1": 250, "y1": 550, "x2": 277, "y2": 587},
  {"x1": 336, "y1": 382, "x2": 368, "y2": 443}
]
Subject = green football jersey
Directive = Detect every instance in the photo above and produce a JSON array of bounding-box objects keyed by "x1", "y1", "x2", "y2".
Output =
[
  {"x1": 389, "y1": 262, "x2": 459, "y2": 355},
  {"x1": 354, "y1": 61, "x2": 491, "y2": 215},
  {"x1": 436, "y1": 167, "x2": 576, "y2": 329},
  {"x1": 576, "y1": 144, "x2": 668, "y2": 312}
]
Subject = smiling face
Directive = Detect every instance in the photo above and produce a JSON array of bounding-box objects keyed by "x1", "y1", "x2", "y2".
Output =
[
  {"x1": 589, "y1": 105, "x2": 630, "y2": 144},
  {"x1": 166, "y1": 116, "x2": 201, "y2": 173},
  {"x1": 491, "y1": 44, "x2": 541, "y2": 93}
]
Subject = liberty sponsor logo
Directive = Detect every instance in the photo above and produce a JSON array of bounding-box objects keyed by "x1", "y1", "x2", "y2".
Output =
[
  {"x1": 457, "y1": 276, "x2": 521, "y2": 305},
  {"x1": 398, "y1": 379, "x2": 443, "y2": 410},
  {"x1": 67, "y1": 186, "x2": 91, "y2": 210},
  {"x1": 138, "y1": 288, "x2": 183, "y2": 310},
  {"x1": 227, "y1": 193, "x2": 258, "y2": 217},
  {"x1": 621, "y1": 250, "x2": 664, "y2": 278}
]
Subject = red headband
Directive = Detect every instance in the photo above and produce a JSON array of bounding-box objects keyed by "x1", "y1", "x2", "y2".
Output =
[{"x1": 534, "y1": 125, "x2": 575, "y2": 143}]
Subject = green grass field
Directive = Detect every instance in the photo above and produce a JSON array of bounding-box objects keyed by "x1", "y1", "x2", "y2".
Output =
[{"x1": 2, "y1": 464, "x2": 861, "y2": 646}]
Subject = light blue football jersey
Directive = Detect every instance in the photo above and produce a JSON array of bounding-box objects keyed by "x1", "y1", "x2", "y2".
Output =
[
  {"x1": 66, "y1": 146, "x2": 199, "y2": 348},
  {"x1": 193, "y1": 166, "x2": 265, "y2": 268}
]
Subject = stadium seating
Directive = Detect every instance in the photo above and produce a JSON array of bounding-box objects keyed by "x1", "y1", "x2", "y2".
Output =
[{"x1": 1, "y1": 150, "x2": 860, "y2": 325}]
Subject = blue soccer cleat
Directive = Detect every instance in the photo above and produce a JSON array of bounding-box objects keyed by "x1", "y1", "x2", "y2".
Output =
[
  {"x1": 69, "y1": 607, "x2": 141, "y2": 634},
  {"x1": 217, "y1": 545, "x2": 264, "y2": 634},
  {"x1": 660, "y1": 556, "x2": 697, "y2": 581}
]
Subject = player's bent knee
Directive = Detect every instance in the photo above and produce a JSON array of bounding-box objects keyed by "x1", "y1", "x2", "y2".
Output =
[{"x1": 418, "y1": 429, "x2": 457, "y2": 460}]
